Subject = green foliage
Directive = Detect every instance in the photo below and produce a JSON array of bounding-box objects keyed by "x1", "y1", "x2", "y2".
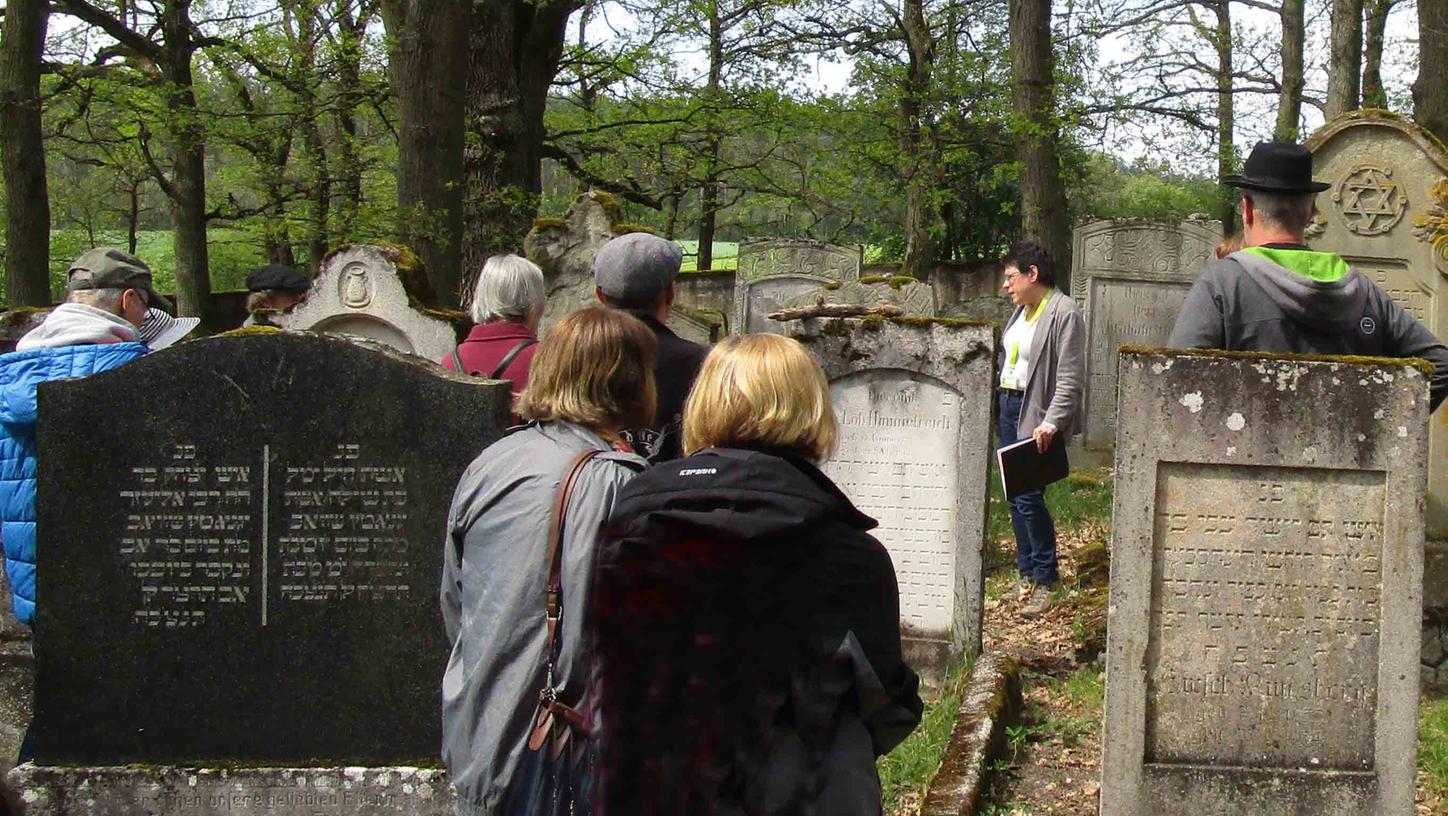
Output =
[
  {"x1": 22, "y1": 230, "x2": 267, "y2": 303},
  {"x1": 1422, "y1": 692, "x2": 1448, "y2": 800},
  {"x1": 877, "y1": 656, "x2": 975, "y2": 814},
  {"x1": 1072, "y1": 153, "x2": 1219, "y2": 221}
]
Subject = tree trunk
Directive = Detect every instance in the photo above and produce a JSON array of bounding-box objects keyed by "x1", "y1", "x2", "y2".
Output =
[
  {"x1": 1274, "y1": 0, "x2": 1305, "y2": 140},
  {"x1": 0, "y1": 0, "x2": 52, "y2": 306},
  {"x1": 333, "y1": 0, "x2": 367, "y2": 243},
  {"x1": 1213, "y1": 0, "x2": 1236, "y2": 234},
  {"x1": 1326, "y1": 0, "x2": 1363, "y2": 119},
  {"x1": 899, "y1": 0, "x2": 936, "y2": 280},
  {"x1": 1009, "y1": 0, "x2": 1071, "y2": 285},
  {"x1": 1361, "y1": 0, "x2": 1394, "y2": 109},
  {"x1": 696, "y1": 0, "x2": 724, "y2": 274},
  {"x1": 127, "y1": 184, "x2": 139, "y2": 254},
  {"x1": 462, "y1": 0, "x2": 577, "y2": 302},
  {"x1": 1413, "y1": 0, "x2": 1445, "y2": 140},
  {"x1": 381, "y1": 0, "x2": 469, "y2": 306},
  {"x1": 160, "y1": 7, "x2": 214, "y2": 326}
]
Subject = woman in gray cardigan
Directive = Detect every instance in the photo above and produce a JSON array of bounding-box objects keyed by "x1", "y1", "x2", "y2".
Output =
[
  {"x1": 440, "y1": 307, "x2": 657, "y2": 815},
  {"x1": 996, "y1": 241, "x2": 1086, "y2": 617}
]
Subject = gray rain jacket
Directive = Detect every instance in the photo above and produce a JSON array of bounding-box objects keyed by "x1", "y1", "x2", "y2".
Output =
[
  {"x1": 1168, "y1": 249, "x2": 1448, "y2": 411},
  {"x1": 440, "y1": 421, "x2": 647, "y2": 815}
]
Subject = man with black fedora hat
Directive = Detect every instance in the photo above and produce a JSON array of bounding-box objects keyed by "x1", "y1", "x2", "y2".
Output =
[
  {"x1": 1169, "y1": 141, "x2": 1447, "y2": 412},
  {"x1": 242, "y1": 263, "x2": 310, "y2": 327}
]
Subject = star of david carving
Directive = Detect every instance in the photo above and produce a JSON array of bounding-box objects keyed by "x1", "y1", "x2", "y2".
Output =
[{"x1": 1333, "y1": 165, "x2": 1407, "y2": 236}]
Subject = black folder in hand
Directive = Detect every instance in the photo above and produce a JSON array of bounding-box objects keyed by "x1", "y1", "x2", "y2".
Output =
[{"x1": 997, "y1": 433, "x2": 1069, "y2": 500}]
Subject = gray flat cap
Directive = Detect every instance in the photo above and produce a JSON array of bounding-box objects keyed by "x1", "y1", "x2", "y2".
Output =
[{"x1": 593, "y1": 233, "x2": 683, "y2": 300}]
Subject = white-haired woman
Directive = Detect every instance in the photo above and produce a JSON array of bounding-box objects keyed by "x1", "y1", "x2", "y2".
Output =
[{"x1": 443, "y1": 254, "x2": 546, "y2": 394}]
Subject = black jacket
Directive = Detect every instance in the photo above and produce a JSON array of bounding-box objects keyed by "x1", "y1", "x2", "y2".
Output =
[
  {"x1": 632, "y1": 313, "x2": 707, "y2": 462},
  {"x1": 591, "y1": 447, "x2": 923, "y2": 816}
]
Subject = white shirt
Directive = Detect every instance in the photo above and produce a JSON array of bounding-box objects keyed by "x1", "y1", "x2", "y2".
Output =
[{"x1": 999, "y1": 293, "x2": 1050, "y2": 391}]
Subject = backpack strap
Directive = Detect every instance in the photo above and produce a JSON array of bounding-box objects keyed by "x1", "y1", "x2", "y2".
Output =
[{"x1": 490, "y1": 338, "x2": 538, "y2": 380}]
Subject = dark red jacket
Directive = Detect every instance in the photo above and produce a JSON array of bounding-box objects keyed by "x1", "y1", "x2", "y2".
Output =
[{"x1": 440, "y1": 322, "x2": 538, "y2": 393}]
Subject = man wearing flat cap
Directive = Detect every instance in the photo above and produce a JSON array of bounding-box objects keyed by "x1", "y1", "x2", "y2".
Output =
[
  {"x1": 1, "y1": 248, "x2": 161, "y2": 631},
  {"x1": 1170, "y1": 141, "x2": 1448, "y2": 412},
  {"x1": 594, "y1": 233, "x2": 708, "y2": 461},
  {"x1": 243, "y1": 264, "x2": 310, "y2": 327}
]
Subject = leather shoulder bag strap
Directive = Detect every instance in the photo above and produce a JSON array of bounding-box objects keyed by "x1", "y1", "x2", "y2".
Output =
[
  {"x1": 490, "y1": 338, "x2": 538, "y2": 380},
  {"x1": 450, "y1": 347, "x2": 471, "y2": 375},
  {"x1": 539, "y1": 447, "x2": 603, "y2": 729}
]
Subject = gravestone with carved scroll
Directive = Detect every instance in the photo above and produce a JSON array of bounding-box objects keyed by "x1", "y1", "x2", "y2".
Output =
[
  {"x1": 8, "y1": 333, "x2": 506, "y2": 814},
  {"x1": 776, "y1": 277, "x2": 938, "y2": 321},
  {"x1": 280, "y1": 244, "x2": 460, "y2": 362},
  {"x1": 1306, "y1": 113, "x2": 1448, "y2": 689},
  {"x1": 788, "y1": 317, "x2": 995, "y2": 689},
  {"x1": 733, "y1": 239, "x2": 862, "y2": 334},
  {"x1": 1070, "y1": 218, "x2": 1218, "y2": 450},
  {"x1": 1100, "y1": 348, "x2": 1429, "y2": 815}
]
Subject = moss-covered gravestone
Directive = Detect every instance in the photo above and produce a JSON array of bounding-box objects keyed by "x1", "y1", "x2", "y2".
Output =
[
  {"x1": 1101, "y1": 348, "x2": 1430, "y2": 815},
  {"x1": 8, "y1": 333, "x2": 508, "y2": 814}
]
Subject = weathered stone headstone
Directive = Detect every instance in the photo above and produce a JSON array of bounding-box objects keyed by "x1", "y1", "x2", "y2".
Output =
[
  {"x1": 734, "y1": 239, "x2": 861, "y2": 334},
  {"x1": 1070, "y1": 218, "x2": 1218, "y2": 449},
  {"x1": 524, "y1": 191, "x2": 633, "y2": 331},
  {"x1": 280, "y1": 245, "x2": 459, "y2": 362},
  {"x1": 789, "y1": 317, "x2": 995, "y2": 687},
  {"x1": 10, "y1": 333, "x2": 508, "y2": 813},
  {"x1": 0, "y1": 566, "x2": 31, "y2": 778},
  {"x1": 665, "y1": 307, "x2": 722, "y2": 346},
  {"x1": 778, "y1": 277, "x2": 938, "y2": 320},
  {"x1": 1306, "y1": 114, "x2": 1448, "y2": 688},
  {"x1": 1101, "y1": 348, "x2": 1429, "y2": 815}
]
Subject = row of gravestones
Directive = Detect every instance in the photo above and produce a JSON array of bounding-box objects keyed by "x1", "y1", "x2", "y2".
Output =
[
  {"x1": 2, "y1": 319, "x2": 1432, "y2": 816},
  {"x1": 1, "y1": 113, "x2": 1440, "y2": 812}
]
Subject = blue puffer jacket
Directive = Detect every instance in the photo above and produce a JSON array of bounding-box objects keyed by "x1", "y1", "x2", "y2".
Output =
[{"x1": 1, "y1": 342, "x2": 149, "y2": 625}]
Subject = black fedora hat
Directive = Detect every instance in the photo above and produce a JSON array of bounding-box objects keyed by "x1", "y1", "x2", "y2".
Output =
[{"x1": 1221, "y1": 141, "x2": 1330, "y2": 193}]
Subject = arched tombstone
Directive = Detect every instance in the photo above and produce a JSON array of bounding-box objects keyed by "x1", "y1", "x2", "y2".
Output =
[
  {"x1": 1306, "y1": 113, "x2": 1448, "y2": 688},
  {"x1": 1069, "y1": 217, "x2": 1220, "y2": 451},
  {"x1": 280, "y1": 245, "x2": 459, "y2": 362},
  {"x1": 733, "y1": 239, "x2": 862, "y2": 334}
]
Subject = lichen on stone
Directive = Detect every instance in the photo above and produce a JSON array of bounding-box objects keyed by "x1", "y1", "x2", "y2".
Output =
[{"x1": 1119, "y1": 344, "x2": 1434, "y2": 375}]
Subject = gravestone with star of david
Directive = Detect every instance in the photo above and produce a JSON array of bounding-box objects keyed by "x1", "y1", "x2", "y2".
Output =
[{"x1": 1306, "y1": 112, "x2": 1448, "y2": 690}]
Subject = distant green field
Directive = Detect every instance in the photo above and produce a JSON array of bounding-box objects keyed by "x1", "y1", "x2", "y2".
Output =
[
  {"x1": 676, "y1": 240, "x2": 739, "y2": 273},
  {"x1": 0, "y1": 229, "x2": 271, "y2": 304}
]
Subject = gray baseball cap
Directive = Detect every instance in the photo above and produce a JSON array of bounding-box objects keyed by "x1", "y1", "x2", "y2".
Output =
[
  {"x1": 67, "y1": 247, "x2": 173, "y2": 312},
  {"x1": 593, "y1": 233, "x2": 683, "y2": 300}
]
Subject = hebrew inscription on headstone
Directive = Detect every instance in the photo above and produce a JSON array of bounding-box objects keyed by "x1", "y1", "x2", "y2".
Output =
[
  {"x1": 789, "y1": 317, "x2": 995, "y2": 687},
  {"x1": 1101, "y1": 348, "x2": 1429, "y2": 816},
  {"x1": 1069, "y1": 218, "x2": 1217, "y2": 449},
  {"x1": 734, "y1": 239, "x2": 862, "y2": 334},
  {"x1": 30, "y1": 333, "x2": 509, "y2": 766}
]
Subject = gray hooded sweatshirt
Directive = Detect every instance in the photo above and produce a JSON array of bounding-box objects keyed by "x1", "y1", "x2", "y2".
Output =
[
  {"x1": 440, "y1": 421, "x2": 647, "y2": 815},
  {"x1": 1169, "y1": 248, "x2": 1448, "y2": 412}
]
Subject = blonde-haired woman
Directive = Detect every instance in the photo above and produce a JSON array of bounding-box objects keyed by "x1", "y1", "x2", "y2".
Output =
[
  {"x1": 441, "y1": 307, "x2": 656, "y2": 816},
  {"x1": 591, "y1": 333, "x2": 923, "y2": 816}
]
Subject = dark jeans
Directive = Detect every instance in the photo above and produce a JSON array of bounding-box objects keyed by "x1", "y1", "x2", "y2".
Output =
[{"x1": 997, "y1": 390, "x2": 1059, "y2": 586}]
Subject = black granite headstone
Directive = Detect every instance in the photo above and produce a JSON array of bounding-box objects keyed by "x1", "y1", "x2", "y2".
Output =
[{"x1": 30, "y1": 333, "x2": 509, "y2": 765}]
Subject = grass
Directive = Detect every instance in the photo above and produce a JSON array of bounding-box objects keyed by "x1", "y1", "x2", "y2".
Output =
[
  {"x1": 676, "y1": 241, "x2": 739, "y2": 273},
  {"x1": 878, "y1": 655, "x2": 974, "y2": 814},
  {"x1": 1423, "y1": 691, "x2": 1448, "y2": 801}
]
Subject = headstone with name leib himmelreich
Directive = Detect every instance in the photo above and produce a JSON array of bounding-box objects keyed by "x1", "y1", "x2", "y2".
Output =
[
  {"x1": 1100, "y1": 348, "x2": 1429, "y2": 816},
  {"x1": 1069, "y1": 217, "x2": 1218, "y2": 450},
  {"x1": 9, "y1": 333, "x2": 509, "y2": 814},
  {"x1": 734, "y1": 239, "x2": 862, "y2": 335},
  {"x1": 789, "y1": 317, "x2": 995, "y2": 689},
  {"x1": 280, "y1": 244, "x2": 459, "y2": 362}
]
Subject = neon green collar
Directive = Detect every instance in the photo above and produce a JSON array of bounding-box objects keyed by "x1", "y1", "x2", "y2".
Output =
[{"x1": 1242, "y1": 247, "x2": 1350, "y2": 282}]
